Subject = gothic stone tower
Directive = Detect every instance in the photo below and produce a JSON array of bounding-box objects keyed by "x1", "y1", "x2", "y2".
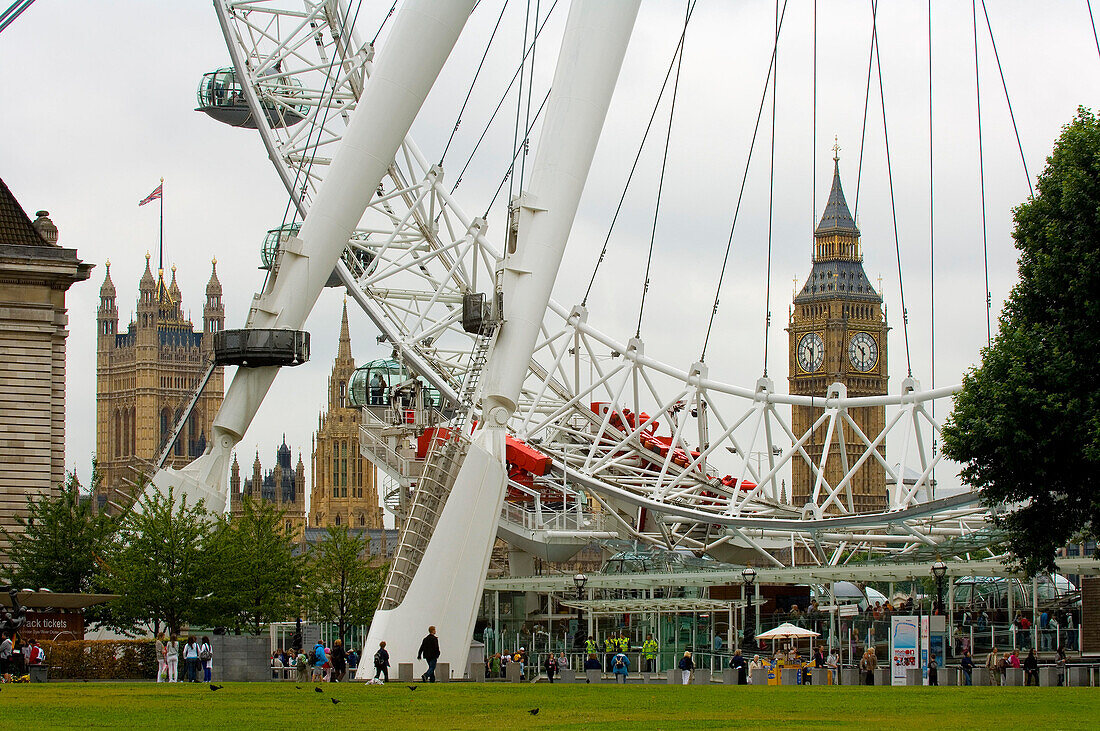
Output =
[
  {"x1": 310, "y1": 300, "x2": 382, "y2": 529},
  {"x1": 95, "y1": 256, "x2": 225, "y2": 510},
  {"x1": 787, "y1": 152, "x2": 888, "y2": 514},
  {"x1": 229, "y1": 439, "x2": 307, "y2": 538}
]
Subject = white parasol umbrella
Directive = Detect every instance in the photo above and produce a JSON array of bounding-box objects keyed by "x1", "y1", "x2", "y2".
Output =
[{"x1": 755, "y1": 623, "x2": 821, "y2": 640}]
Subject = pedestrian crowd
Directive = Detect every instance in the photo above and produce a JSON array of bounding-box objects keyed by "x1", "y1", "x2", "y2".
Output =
[
  {"x1": 270, "y1": 639, "x2": 357, "y2": 682},
  {"x1": 153, "y1": 635, "x2": 213, "y2": 683}
]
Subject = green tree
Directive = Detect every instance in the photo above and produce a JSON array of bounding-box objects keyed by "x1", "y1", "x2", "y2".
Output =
[
  {"x1": 99, "y1": 485, "x2": 213, "y2": 637},
  {"x1": 308, "y1": 525, "x2": 385, "y2": 644},
  {"x1": 2, "y1": 463, "x2": 116, "y2": 593},
  {"x1": 942, "y1": 107, "x2": 1100, "y2": 575},
  {"x1": 208, "y1": 496, "x2": 306, "y2": 634}
]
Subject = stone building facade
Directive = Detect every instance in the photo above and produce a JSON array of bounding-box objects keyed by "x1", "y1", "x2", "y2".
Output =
[
  {"x1": 229, "y1": 439, "x2": 307, "y2": 537},
  {"x1": 787, "y1": 153, "x2": 888, "y2": 515},
  {"x1": 310, "y1": 301, "x2": 382, "y2": 529},
  {"x1": 95, "y1": 255, "x2": 224, "y2": 510},
  {"x1": 0, "y1": 179, "x2": 91, "y2": 565}
]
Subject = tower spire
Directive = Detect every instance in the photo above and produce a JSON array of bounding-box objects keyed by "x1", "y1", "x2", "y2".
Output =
[{"x1": 337, "y1": 297, "x2": 352, "y2": 362}]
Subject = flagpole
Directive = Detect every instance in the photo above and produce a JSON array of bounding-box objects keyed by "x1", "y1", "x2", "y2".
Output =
[{"x1": 158, "y1": 177, "x2": 164, "y2": 275}]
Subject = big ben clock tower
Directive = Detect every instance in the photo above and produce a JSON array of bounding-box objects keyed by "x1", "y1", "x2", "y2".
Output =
[{"x1": 787, "y1": 147, "x2": 888, "y2": 514}]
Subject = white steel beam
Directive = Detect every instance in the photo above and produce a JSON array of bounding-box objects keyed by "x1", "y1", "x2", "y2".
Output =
[
  {"x1": 361, "y1": 0, "x2": 641, "y2": 677},
  {"x1": 149, "y1": 0, "x2": 476, "y2": 509}
]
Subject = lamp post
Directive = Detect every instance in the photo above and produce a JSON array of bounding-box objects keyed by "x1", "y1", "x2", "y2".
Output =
[
  {"x1": 573, "y1": 573, "x2": 588, "y2": 651},
  {"x1": 931, "y1": 560, "x2": 947, "y2": 616},
  {"x1": 741, "y1": 566, "x2": 757, "y2": 652}
]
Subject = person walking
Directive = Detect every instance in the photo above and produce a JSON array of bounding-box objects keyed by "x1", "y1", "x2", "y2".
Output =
[
  {"x1": 1024, "y1": 648, "x2": 1039, "y2": 686},
  {"x1": 545, "y1": 652, "x2": 558, "y2": 683},
  {"x1": 730, "y1": 648, "x2": 747, "y2": 685},
  {"x1": 985, "y1": 646, "x2": 1000, "y2": 686},
  {"x1": 199, "y1": 636, "x2": 213, "y2": 682},
  {"x1": 0, "y1": 632, "x2": 12, "y2": 679},
  {"x1": 960, "y1": 649, "x2": 974, "y2": 686},
  {"x1": 641, "y1": 634, "x2": 658, "y2": 674},
  {"x1": 310, "y1": 640, "x2": 329, "y2": 682},
  {"x1": 372, "y1": 641, "x2": 390, "y2": 683},
  {"x1": 611, "y1": 650, "x2": 630, "y2": 684},
  {"x1": 860, "y1": 647, "x2": 877, "y2": 685},
  {"x1": 155, "y1": 635, "x2": 168, "y2": 683},
  {"x1": 295, "y1": 649, "x2": 309, "y2": 683},
  {"x1": 331, "y1": 639, "x2": 346, "y2": 682},
  {"x1": 678, "y1": 650, "x2": 694, "y2": 685},
  {"x1": 417, "y1": 626, "x2": 440, "y2": 683},
  {"x1": 748, "y1": 655, "x2": 763, "y2": 684},
  {"x1": 165, "y1": 636, "x2": 179, "y2": 683},
  {"x1": 183, "y1": 636, "x2": 200, "y2": 682},
  {"x1": 928, "y1": 654, "x2": 939, "y2": 686},
  {"x1": 1056, "y1": 645, "x2": 1067, "y2": 686}
]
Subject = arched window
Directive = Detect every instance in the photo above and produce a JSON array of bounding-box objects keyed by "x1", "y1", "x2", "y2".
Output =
[
  {"x1": 334, "y1": 514, "x2": 341, "y2": 526},
  {"x1": 359, "y1": 514, "x2": 365, "y2": 527},
  {"x1": 114, "y1": 409, "x2": 122, "y2": 458}
]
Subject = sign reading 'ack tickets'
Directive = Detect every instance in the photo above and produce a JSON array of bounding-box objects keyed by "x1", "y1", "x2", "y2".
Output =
[{"x1": 20, "y1": 612, "x2": 84, "y2": 641}]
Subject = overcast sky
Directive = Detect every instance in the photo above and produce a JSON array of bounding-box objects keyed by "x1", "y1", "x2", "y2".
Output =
[{"x1": 2, "y1": 1, "x2": 1097, "y2": 518}]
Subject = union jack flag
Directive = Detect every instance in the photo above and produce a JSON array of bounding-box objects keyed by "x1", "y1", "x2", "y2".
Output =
[{"x1": 138, "y1": 183, "x2": 163, "y2": 207}]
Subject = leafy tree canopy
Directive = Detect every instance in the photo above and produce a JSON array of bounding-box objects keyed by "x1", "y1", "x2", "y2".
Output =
[
  {"x1": 98, "y1": 485, "x2": 214, "y2": 637},
  {"x1": 207, "y1": 496, "x2": 306, "y2": 634},
  {"x1": 2, "y1": 463, "x2": 117, "y2": 594},
  {"x1": 307, "y1": 525, "x2": 385, "y2": 644},
  {"x1": 942, "y1": 107, "x2": 1100, "y2": 575}
]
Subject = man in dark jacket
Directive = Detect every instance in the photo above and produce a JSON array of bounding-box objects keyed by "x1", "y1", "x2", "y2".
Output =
[
  {"x1": 960, "y1": 649, "x2": 974, "y2": 685},
  {"x1": 417, "y1": 626, "x2": 440, "y2": 682}
]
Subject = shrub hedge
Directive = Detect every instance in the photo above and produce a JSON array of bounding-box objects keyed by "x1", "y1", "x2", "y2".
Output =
[{"x1": 39, "y1": 640, "x2": 159, "y2": 680}]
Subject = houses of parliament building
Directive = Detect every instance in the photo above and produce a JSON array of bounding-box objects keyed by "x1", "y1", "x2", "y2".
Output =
[
  {"x1": 95, "y1": 255, "x2": 224, "y2": 510},
  {"x1": 94, "y1": 256, "x2": 382, "y2": 531}
]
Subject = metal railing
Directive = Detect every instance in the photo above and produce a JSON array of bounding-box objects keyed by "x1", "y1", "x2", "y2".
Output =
[
  {"x1": 358, "y1": 420, "x2": 410, "y2": 478},
  {"x1": 498, "y1": 500, "x2": 608, "y2": 534}
]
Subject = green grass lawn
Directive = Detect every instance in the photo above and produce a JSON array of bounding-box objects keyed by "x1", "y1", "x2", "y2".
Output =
[{"x1": 1, "y1": 682, "x2": 1098, "y2": 729}]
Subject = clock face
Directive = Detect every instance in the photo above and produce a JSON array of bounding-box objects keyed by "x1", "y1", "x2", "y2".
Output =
[
  {"x1": 848, "y1": 332, "x2": 878, "y2": 372},
  {"x1": 797, "y1": 333, "x2": 824, "y2": 373}
]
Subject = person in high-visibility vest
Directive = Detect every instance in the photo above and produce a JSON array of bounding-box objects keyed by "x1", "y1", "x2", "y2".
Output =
[
  {"x1": 641, "y1": 634, "x2": 659, "y2": 673},
  {"x1": 618, "y1": 633, "x2": 630, "y2": 653},
  {"x1": 604, "y1": 636, "x2": 616, "y2": 672},
  {"x1": 585, "y1": 636, "x2": 598, "y2": 655}
]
